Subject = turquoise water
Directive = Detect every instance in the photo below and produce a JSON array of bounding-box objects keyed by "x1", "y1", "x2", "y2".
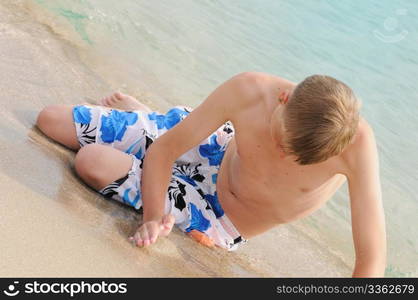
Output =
[{"x1": 28, "y1": 0, "x2": 417, "y2": 276}]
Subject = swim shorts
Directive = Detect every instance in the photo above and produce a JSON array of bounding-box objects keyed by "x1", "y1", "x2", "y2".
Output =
[{"x1": 72, "y1": 104, "x2": 247, "y2": 250}]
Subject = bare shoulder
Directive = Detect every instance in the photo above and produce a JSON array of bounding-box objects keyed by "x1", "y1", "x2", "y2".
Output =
[
  {"x1": 222, "y1": 71, "x2": 267, "y2": 110},
  {"x1": 248, "y1": 72, "x2": 296, "y2": 93},
  {"x1": 231, "y1": 71, "x2": 272, "y2": 97},
  {"x1": 340, "y1": 116, "x2": 379, "y2": 174},
  {"x1": 151, "y1": 72, "x2": 268, "y2": 160},
  {"x1": 220, "y1": 72, "x2": 280, "y2": 116},
  {"x1": 237, "y1": 72, "x2": 297, "y2": 111},
  {"x1": 350, "y1": 117, "x2": 375, "y2": 146}
]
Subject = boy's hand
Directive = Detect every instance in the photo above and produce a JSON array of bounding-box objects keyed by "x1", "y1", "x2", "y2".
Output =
[{"x1": 129, "y1": 214, "x2": 175, "y2": 247}]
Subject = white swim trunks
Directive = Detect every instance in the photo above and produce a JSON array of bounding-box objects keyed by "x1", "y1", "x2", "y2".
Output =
[{"x1": 72, "y1": 104, "x2": 247, "y2": 250}]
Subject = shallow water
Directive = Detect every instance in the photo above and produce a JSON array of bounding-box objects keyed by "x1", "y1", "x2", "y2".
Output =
[{"x1": 1, "y1": 0, "x2": 417, "y2": 276}]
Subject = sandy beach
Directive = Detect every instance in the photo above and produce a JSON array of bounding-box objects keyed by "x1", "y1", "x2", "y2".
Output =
[{"x1": 0, "y1": 1, "x2": 352, "y2": 277}]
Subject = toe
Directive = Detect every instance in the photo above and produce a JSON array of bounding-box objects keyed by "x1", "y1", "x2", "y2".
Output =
[
  {"x1": 111, "y1": 93, "x2": 119, "y2": 102},
  {"x1": 105, "y1": 96, "x2": 113, "y2": 104},
  {"x1": 115, "y1": 91, "x2": 124, "y2": 100}
]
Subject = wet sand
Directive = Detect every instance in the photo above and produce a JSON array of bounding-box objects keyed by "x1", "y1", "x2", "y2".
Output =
[{"x1": 0, "y1": 1, "x2": 351, "y2": 277}]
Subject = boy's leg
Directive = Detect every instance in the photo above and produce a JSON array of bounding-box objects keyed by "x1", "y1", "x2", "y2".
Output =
[
  {"x1": 74, "y1": 143, "x2": 133, "y2": 191},
  {"x1": 37, "y1": 103, "x2": 147, "y2": 209},
  {"x1": 74, "y1": 143, "x2": 144, "y2": 210},
  {"x1": 36, "y1": 93, "x2": 156, "y2": 151},
  {"x1": 36, "y1": 104, "x2": 80, "y2": 151}
]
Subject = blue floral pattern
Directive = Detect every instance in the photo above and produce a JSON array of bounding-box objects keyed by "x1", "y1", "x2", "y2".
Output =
[
  {"x1": 172, "y1": 163, "x2": 205, "y2": 187},
  {"x1": 185, "y1": 203, "x2": 211, "y2": 233},
  {"x1": 100, "y1": 110, "x2": 138, "y2": 143},
  {"x1": 73, "y1": 104, "x2": 244, "y2": 250},
  {"x1": 147, "y1": 107, "x2": 189, "y2": 130},
  {"x1": 73, "y1": 106, "x2": 97, "y2": 146},
  {"x1": 204, "y1": 192, "x2": 225, "y2": 218},
  {"x1": 199, "y1": 135, "x2": 226, "y2": 166},
  {"x1": 122, "y1": 187, "x2": 141, "y2": 209},
  {"x1": 73, "y1": 106, "x2": 92, "y2": 124}
]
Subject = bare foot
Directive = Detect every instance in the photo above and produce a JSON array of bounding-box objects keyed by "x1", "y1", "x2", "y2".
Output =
[{"x1": 99, "y1": 92, "x2": 152, "y2": 112}]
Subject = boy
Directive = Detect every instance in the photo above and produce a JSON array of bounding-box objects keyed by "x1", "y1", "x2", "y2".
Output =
[{"x1": 36, "y1": 72, "x2": 386, "y2": 277}]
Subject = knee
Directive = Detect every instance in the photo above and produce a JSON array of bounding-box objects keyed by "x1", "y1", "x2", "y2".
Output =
[
  {"x1": 74, "y1": 144, "x2": 106, "y2": 189},
  {"x1": 36, "y1": 105, "x2": 61, "y2": 133}
]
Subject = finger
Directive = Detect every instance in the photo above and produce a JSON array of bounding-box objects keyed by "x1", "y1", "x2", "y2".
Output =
[
  {"x1": 134, "y1": 231, "x2": 143, "y2": 247},
  {"x1": 136, "y1": 236, "x2": 144, "y2": 247},
  {"x1": 146, "y1": 223, "x2": 160, "y2": 246},
  {"x1": 111, "y1": 93, "x2": 119, "y2": 102},
  {"x1": 159, "y1": 214, "x2": 175, "y2": 236},
  {"x1": 141, "y1": 229, "x2": 150, "y2": 247},
  {"x1": 148, "y1": 227, "x2": 160, "y2": 244},
  {"x1": 161, "y1": 214, "x2": 175, "y2": 228},
  {"x1": 148, "y1": 222, "x2": 163, "y2": 245},
  {"x1": 150, "y1": 236, "x2": 157, "y2": 244}
]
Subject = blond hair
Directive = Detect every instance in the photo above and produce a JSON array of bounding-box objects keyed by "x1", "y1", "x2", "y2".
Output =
[{"x1": 284, "y1": 75, "x2": 360, "y2": 165}]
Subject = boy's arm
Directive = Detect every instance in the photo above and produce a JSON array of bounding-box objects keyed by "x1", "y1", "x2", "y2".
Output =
[
  {"x1": 132, "y1": 72, "x2": 260, "y2": 246},
  {"x1": 344, "y1": 122, "x2": 387, "y2": 277}
]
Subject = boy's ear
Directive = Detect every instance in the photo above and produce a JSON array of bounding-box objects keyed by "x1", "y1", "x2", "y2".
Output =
[{"x1": 279, "y1": 90, "x2": 290, "y2": 104}]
